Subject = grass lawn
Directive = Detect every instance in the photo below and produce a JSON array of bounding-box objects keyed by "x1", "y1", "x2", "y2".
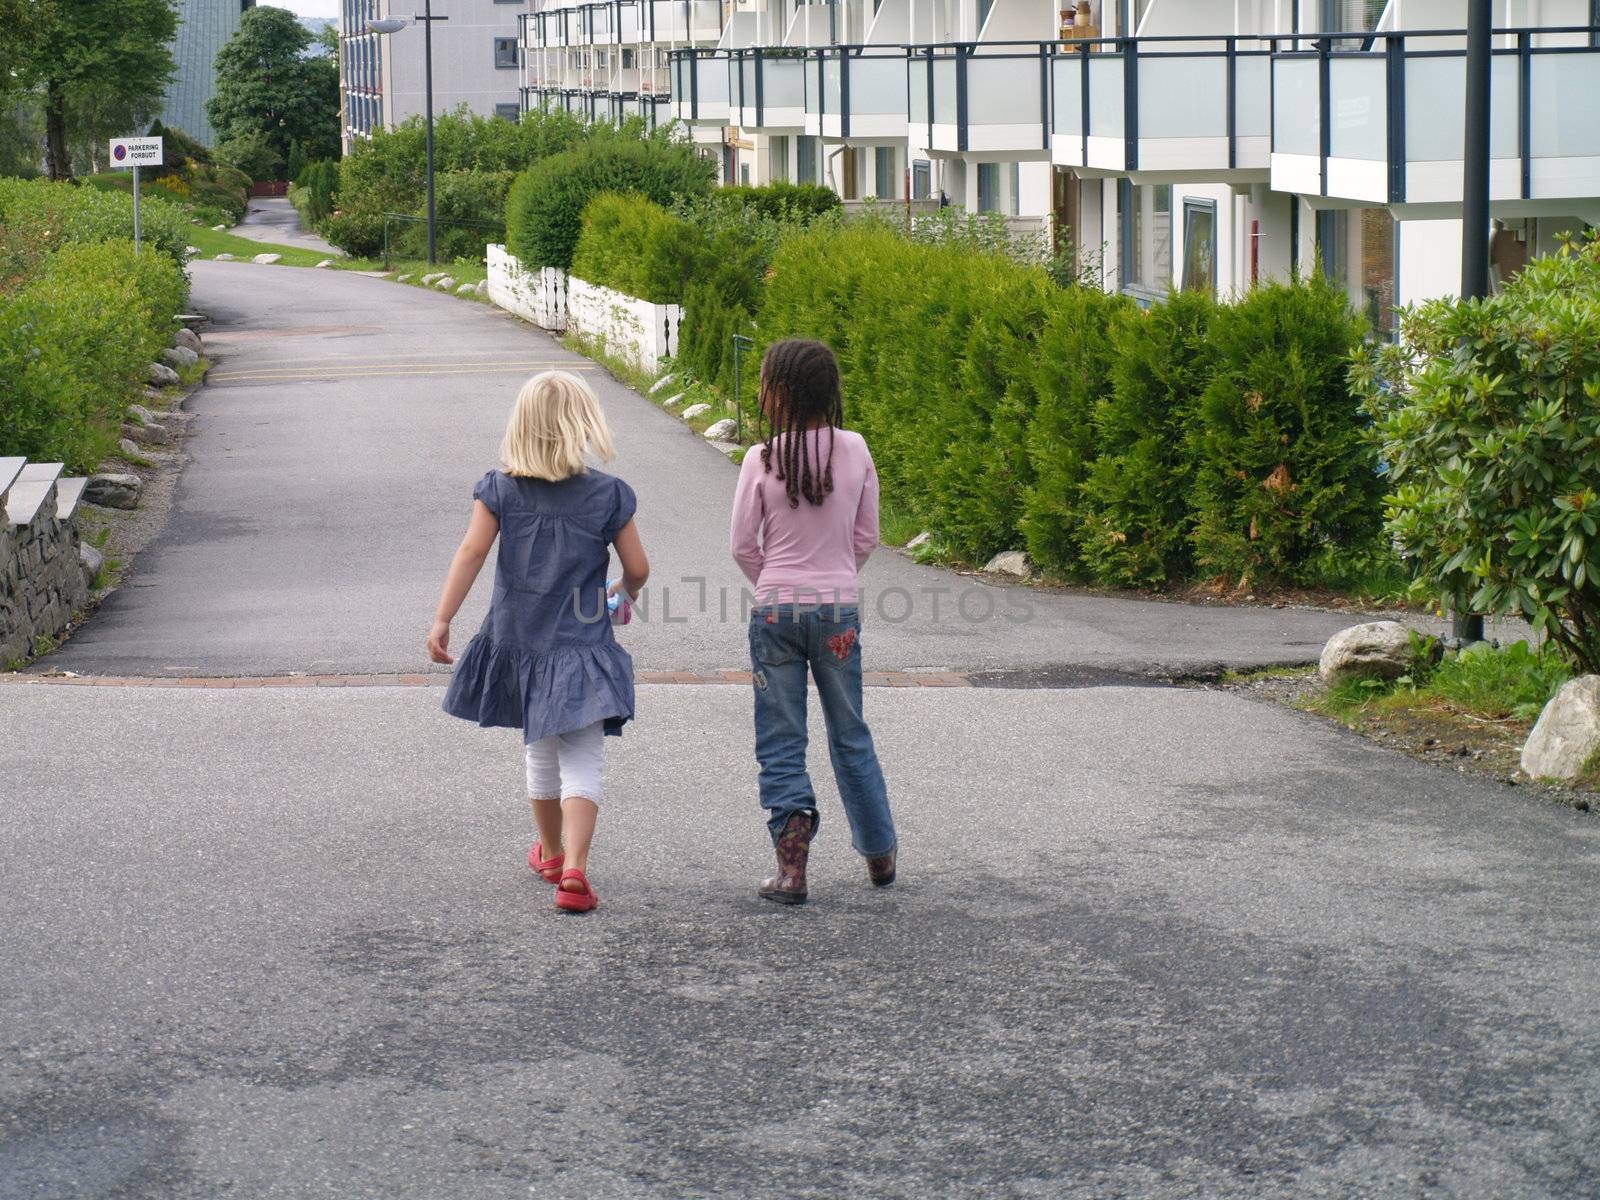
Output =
[{"x1": 181, "y1": 226, "x2": 490, "y2": 295}]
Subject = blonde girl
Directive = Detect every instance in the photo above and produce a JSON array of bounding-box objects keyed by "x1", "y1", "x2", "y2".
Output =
[{"x1": 429, "y1": 370, "x2": 648, "y2": 913}]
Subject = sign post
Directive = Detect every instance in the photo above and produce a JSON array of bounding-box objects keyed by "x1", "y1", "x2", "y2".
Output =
[{"x1": 109, "y1": 136, "x2": 164, "y2": 253}]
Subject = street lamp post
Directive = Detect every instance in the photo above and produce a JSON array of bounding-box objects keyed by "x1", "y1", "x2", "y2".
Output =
[
  {"x1": 1455, "y1": 0, "x2": 1492, "y2": 645},
  {"x1": 367, "y1": 3, "x2": 449, "y2": 265}
]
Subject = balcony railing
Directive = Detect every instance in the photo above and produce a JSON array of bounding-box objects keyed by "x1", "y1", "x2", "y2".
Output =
[
  {"x1": 1051, "y1": 35, "x2": 1271, "y2": 177},
  {"x1": 908, "y1": 43, "x2": 1051, "y2": 156},
  {"x1": 805, "y1": 44, "x2": 909, "y2": 140},
  {"x1": 731, "y1": 49, "x2": 807, "y2": 130},
  {"x1": 1270, "y1": 26, "x2": 1600, "y2": 209},
  {"x1": 670, "y1": 48, "x2": 729, "y2": 122}
]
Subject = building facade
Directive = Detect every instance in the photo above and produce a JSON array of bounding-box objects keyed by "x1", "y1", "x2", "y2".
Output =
[
  {"x1": 341, "y1": 0, "x2": 527, "y2": 151},
  {"x1": 160, "y1": 0, "x2": 256, "y2": 147},
  {"x1": 517, "y1": 0, "x2": 1600, "y2": 319}
]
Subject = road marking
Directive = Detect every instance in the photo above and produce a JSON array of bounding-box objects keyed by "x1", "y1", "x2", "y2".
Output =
[
  {"x1": 1, "y1": 670, "x2": 975, "y2": 689},
  {"x1": 210, "y1": 363, "x2": 596, "y2": 383}
]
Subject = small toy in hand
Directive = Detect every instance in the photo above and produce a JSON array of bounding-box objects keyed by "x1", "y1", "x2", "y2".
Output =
[{"x1": 607, "y1": 579, "x2": 631, "y2": 626}]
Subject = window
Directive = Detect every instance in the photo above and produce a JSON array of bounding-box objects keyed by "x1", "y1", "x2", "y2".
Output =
[
  {"x1": 495, "y1": 102, "x2": 520, "y2": 120},
  {"x1": 977, "y1": 162, "x2": 1000, "y2": 212},
  {"x1": 770, "y1": 136, "x2": 790, "y2": 183},
  {"x1": 622, "y1": 48, "x2": 635, "y2": 69},
  {"x1": 796, "y1": 135, "x2": 817, "y2": 185},
  {"x1": 912, "y1": 159, "x2": 931, "y2": 201},
  {"x1": 1119, "y1": 180, "x2": 1172, "y2": 296},
  {"x1": 1181, "y1": 198, "x2": 1217, "y2": 296},
  {"x1": 1007, "y1": 161, "x2": 1020, "y2": 217},
  {"x1": 741, "y1": 161, "x2": 751, "y2": 186},
  {"x1": 494, "y1": 37, "x2": 519, "y2": 69},
  {"x1": 874, "y1": 147, "x2": 895, "y2": 198}
]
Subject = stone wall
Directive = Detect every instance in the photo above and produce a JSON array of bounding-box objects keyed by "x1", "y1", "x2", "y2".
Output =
[{"x1": 1, "y1": 478, "x2": 90, "y2": 667}]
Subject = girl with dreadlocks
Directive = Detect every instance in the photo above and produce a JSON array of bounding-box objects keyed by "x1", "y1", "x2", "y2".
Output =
[{"x1": 730, "y1": 338, "x2": 898, "y2": 905}]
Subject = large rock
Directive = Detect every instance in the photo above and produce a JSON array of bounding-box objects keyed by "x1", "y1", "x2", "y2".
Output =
[
  {"x1": 125, "y1": 419, "x2": 170, "y2": 446},
  {"x1": 160, "y1": 345, "x2": 200, "y2": 371},
  {"x1": 662, "y1": 393, "x2": 686, "y2": 408},
  {"x1": 213, "y1": 252, "x2": 236, "y2": 261},
  {"x1": 1318, "y1": 621, "x2": 1424, "y2": 683},
  {"x1": 146, "y1": 361, "x2": 180, "y2": 387},
  {"x1": 173, "y1": 328, "x2": 202, "y2": 354},
  {"x1": 211, "y1": 223, "x2": 228, "y2": 231},
  {"x1": 185, "y1": 245, "x2": 201, "y2": 256},
  {"x1": 117, "y1": 437, "x2": 140, "y2": 458},
  {"x1": 80, "y1": 541, "x2": 104, "y2": 581},
  {"x1": 127, "y1": 403, "x2": 158, "y2": 427},
  {"x1": 457, "y1": 282, "x2": 477, "y2": 296},
  {"x1": 703, "y1": 418, "x2": 737, "y2": 441},
  {"x1": 315, "y1": 259, "x2": 335, "y2": 269},
  {"x1": 252, "y1": 252, "x2": 282, "y2": 265},
  {"x1": 1521, "y1": 675, "x2": 1600, "y2": 781},
  {"x1": 85, "y1": 473, "x2": 142, "y2": 509},
  {"x1": 475, "y1": 279, "x2": 488, "y2": 298},
  {"x1": 421, "y1": 272, "x2": 446, "y2": 286},
  {"x1": 905, "y1": 532, "x2": 933, "y2": 551},
  {"x1": 983, "y1": 550, "x2": 1034, "y2": 579},
  {"x1": 396, "y1": 274, "x2": 413, "y2": 284},
  {"x1": 648, "y1": 374, "x2": 676, "y2": 395},
  {"x1": 435, "y1": 276, "x2": 457, "y2": 291},
  {"x1": 680, "y1": 403, "x2": 711, "y2": 420}
]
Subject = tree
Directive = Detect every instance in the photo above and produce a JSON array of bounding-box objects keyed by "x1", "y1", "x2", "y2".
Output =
[
  {"x1": 206, "y1": 6, "x2": 340, "y2": 177},
  {"x1": 18, "y1": 0, "x2": 178, "y2": 180},
  {"x1": 0, "y1": 0, "x2": 54, "y2": 104}
]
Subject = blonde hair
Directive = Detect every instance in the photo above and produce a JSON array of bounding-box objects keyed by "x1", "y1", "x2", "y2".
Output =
[{"x1": 500, "y1": 370, "x2": 615, "y2": 481}]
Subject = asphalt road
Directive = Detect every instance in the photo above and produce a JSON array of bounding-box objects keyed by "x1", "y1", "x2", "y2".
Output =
[
  {"x1": 7, "y1": 257, "x2": 1594, "y2": 1198},
  {"x1": 226, "y1": 197, "x2": 341, "y2": 256},
  {"x1": 2, "y1": 682, "x2": 1597, "y2": 1198},
  {"x1": 46, "y1": 260, "x2": 1397, "y2": 680}
]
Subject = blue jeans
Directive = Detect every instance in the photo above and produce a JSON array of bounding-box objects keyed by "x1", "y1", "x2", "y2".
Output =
[{"x1": 748, "y1": 605, "x2": 897, "y2": 857}]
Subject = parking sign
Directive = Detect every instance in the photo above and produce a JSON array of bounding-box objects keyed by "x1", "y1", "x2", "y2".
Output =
[{"x1": 109, "y1": 136, "x2": 163, "y2": 168}]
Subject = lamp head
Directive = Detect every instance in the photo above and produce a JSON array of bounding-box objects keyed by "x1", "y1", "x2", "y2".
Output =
[{"x1": 366, "y1": 17, "x2": 409, "y2": 33}]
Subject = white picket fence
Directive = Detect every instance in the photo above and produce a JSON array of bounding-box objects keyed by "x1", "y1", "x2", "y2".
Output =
[{"x1": 486, "y1": 244, "x2": 682, "y2": 373}]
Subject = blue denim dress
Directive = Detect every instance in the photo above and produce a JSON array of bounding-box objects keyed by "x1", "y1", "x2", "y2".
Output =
[{"x1": 442, "y1": 468, "x2": 636, "y2": 742}]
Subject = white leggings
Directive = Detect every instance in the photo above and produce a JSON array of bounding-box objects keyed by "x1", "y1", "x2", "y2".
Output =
[{"x1": 525, "y1": 720, "x2": 605, "y2": 802}]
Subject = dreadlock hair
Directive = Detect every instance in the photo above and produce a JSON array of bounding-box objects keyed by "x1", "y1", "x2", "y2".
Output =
[{"x1": 758, "y1": 338, "x2": 845, "y2": 509}]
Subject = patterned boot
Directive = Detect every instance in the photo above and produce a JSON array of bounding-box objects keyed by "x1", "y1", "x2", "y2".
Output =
[
  {"x1": 758, "y1": 810, "x2": 816, "y2": 906},
  {"x1": 866, "y1": 848, "x2": 897, "y2": 888}
]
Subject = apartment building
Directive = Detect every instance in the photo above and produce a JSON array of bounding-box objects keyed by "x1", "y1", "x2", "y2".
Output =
[
  {"x1": 521, "y1": 0, "x2": 1600, "y2": 320},
  {"x1": 340, "y1": 0, "x2": 526, "y2": 151}
]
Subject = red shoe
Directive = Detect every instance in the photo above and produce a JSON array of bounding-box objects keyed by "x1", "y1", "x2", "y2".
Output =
[
  {"x1": 528, "y1": 841, "x2": 564, "y2": 884},
  {"x1": 554, "y1": 868, "x2": 599, "y2": 913}
]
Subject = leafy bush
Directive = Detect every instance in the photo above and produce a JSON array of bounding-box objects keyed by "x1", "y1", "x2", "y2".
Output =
[
  {"x1": 1075, "y1": 291, "x2": 1217, "y2": 587},
  {"x1": 1018, "y1": 286, "x2": 1132, "y2": 576},
  {"x1": 0, "y1": 238, "x2": 186, "y2": 469},
  {"x1": 1189, "y1": 276, "x2": 1377, "y2": 586},
  {"x1": 0, "y1": 177, "x2": 189, "y2": 268},
  {"x1": 1364, "y1": 233, "x2": 1600, "y2": 672},
  {"x1": 321, "y1": 209, "x2": 386, "y2": 258},
  {"x1": 708, "y1": 182, "x2": 841, "y2": 220},
  {"x1": 505, "y1": 132, "x2": 714, "y2": 270},
  {"x1": 571, "y1": 193, "x2": 703, "y2": 304},
  {"x1": 217, "y1": 129, "x2": 283, "y2": 183},
  {"x1": 294, "y1": 159, "x2": 339, "y2": 225}
]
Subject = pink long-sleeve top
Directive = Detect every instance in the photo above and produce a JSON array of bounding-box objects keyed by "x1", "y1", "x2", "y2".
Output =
[{"x1": 730, "y1": 427, "x2": 879, "y2": 606}]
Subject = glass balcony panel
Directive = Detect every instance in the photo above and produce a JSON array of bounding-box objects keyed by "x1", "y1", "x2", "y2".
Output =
[
  {"x1": 1272, "y1": 57, "x2": 1318, "y2": 157},
  {"x1": 1531, "y1": 51, "x2": 1600, "y2": 158},
  {"x1": 909, "y1": 58, "x2": 929, "y2": 124},
  {"x1": 822, "y1": 57, "x2": 842, "y2": 114},
  {"x1": 1235, "y1": 55, "x2": 1269, "y2": 138},
  {"x1": 932, "y1": 57, "x2": 957, "y2": 125},
  {"x1": 1326, "y1": 56, "x2": 1385, "y2": 161},
  {"x1": 851, "y1": 56, "x2": 905, "y2": 115},
  {"x1": 1405, "y1": 55, "x2": 1517, "y2": 162},
  {"x1": 967, "y1": 55, "x2": 1039, "y2": 127},
  {"x1": 765, "y1": 57, "x2": 805, "y2": 110},
  {"x1": 1052, "y1": 54, "x2": 1083, "y2": 134},
  {"x1": 1138, "y1": 56, "x2": 1227, "y2": 140},
  {"x1": 1087, "y1": 55, "x2": 1123, "y2": 140}
]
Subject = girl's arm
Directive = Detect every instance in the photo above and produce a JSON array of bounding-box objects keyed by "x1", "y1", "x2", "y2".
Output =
[
  {"x1": 427, "y1": 500, "x2": 499, "y2": 664},
  {"x1": 729, "y1": 449, "x2": 765, "y2": 585},
  {"x1": 609, "y1": 518, "x2": 650, "y2": 600},
  {"x1": 853, "y1": 450, "x2": 881, "y2": 569}
]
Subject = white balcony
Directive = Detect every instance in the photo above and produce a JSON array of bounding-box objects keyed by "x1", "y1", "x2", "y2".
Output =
[
  {"x1": 731, "y1": 50, "x2": 807, "y2": 132},
  {"x1": 1270, "y1": 27, "x2": 1600, "y2": 217},
  {"x1": 670, "y1": 49, "x2": 730, "y2": 123},
  {"x1": 1051, "y1": 37, "x2": 1270, "y2": 180},
  {"x1": 908, "y1": 43, "x2": 1050, "y2": 158},
  {"x1": 804, "y1": 46, "x2": 909, "y2": 142},
  {"x1": 627, "y1": 0, "x2": 722, "y2": 44}
]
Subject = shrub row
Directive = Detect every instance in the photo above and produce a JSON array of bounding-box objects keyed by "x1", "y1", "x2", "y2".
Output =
[
  {"x1": 0, "y1": 177, "x2": 190, "y2": 268},
  {"x1": 570, "y1": 194, "x2": 700, "y2": 305},
  {"x1": 0, "y1": 235, "x2": 188, "y2": 470},
  {"x1": 754, "y1": 224, "x2": 1378, "y2": 587}
]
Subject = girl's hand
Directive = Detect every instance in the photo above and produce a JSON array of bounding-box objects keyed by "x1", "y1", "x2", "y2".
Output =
[{"x1": 427, "y1": 620, "x2": 454, "y2": 664}]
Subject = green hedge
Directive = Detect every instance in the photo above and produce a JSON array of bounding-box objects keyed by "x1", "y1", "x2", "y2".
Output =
[
  {"x1": 0, "y1": 238, "x2": 187, "y2": 470},
  {"x1": 571, "y1": 193, "x2": 703, "y2": 305},
  {"x1": 753, "y1": 223, "x2": 1377, "y2": 584},
  {"x1": 505, "y1": 134, "x2": 714, "y2": 270},
  {"x1": 0, "y1": 178, "x2": 190, "y2": 268}
]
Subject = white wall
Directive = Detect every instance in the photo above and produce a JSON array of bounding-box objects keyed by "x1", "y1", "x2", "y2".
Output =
[{"x1": 385, "y1": 0, "x2": 522, "y2": 125}]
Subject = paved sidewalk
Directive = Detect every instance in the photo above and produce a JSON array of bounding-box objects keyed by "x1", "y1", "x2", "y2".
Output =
[
  {"x1": 226, "y1": 196, "x2": 340, "y2": 256},
  {"x1": 2, "y1": 681, "x2": 1596, "y2": 1197},
  {"x1": 42, "y1": 262, "x2": 1437, "y2": 680}
]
